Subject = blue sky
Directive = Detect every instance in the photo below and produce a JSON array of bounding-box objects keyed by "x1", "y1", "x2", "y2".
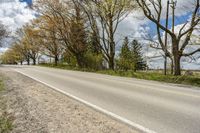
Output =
[
  {"x1": 143, "y1": 12, "x2": 191, "y2": 36},
  {"x1": 20, "y1": 0, "x2": 32, "y2": 5}
]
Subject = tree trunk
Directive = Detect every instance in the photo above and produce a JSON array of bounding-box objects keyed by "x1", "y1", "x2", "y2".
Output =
[
  {"x1": 173, "y1": 55, "x2": 181, "y2": 76},
  {"x1": 76, "y1": 54, "x2": 85, "y2": 68},
  {"x1": 27, "y1": 58, "x2": 30, "y2": 65},
  {"x1": 133, "y1": 64, "x2": 137, "y2": 72},
  {"x1": 108, "y1": 15, "x2": 115, "y2": 70},
  {"x1": 171, "y1": 59, "x2": 174, "y2": 75},
  {"x1": 108, "y1": 56, "x2": 115, "y2": 70},
  {"x1": 54, "y1": 55, "x2": 58, "y2": 66},
  {"x1": 172, "y1": 38, "x2": 181, "y2": 76},
  {"x1": 33, "y1": 58, "x2": 36, "y2": 65}
]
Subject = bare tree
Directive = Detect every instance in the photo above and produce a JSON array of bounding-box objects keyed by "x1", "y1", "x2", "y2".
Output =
[
  {"x1": 136, "y1": 0, "x2": 200, "y2": 75},
  {"x1": 0, "y1": 22, "x2": 8, "y2": 47},
  {"x1": 78, "y1": 0, "x2": 132, "y2": 69}
]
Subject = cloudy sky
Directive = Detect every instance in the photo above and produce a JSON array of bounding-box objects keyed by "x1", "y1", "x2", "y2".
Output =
[
  {"x1": 0, "y1": 0, "x2": 199, "y2": 69},
  {"x1": 0, "y1": 0, "x2": 35, "y2": 52}
]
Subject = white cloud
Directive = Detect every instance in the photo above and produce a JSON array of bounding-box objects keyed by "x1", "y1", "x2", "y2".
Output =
[
  {"x1": 0, "y1": 0, "x2": 36, "y2": 31},
  {"x1": 144, "y1": 16, "x2": 200, "y2": 70},
  {"x1": 0, "y1": 0, "x2": 36, "y2": 53}
]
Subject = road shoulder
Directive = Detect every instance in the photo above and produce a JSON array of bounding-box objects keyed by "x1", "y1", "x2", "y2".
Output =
[{"x1": 0, "y1": 67, "x2": 137, "y2": 133}]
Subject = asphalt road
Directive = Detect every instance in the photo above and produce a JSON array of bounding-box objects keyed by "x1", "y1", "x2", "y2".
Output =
[{"x1": 4, "y1": 65, "x2": 200, "y2": 133}]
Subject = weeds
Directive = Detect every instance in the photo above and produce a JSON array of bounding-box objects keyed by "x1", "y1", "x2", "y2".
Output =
[{"x1": 0, "y1": 79, "x2": 13, "y2": 133}]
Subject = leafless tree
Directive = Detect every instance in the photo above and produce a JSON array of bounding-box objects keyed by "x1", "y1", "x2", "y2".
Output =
[
  {"x1": 78, "y1": 0, "x2": 133, "y2": 69},
  {"x1": 0, "y1": 22, "x2": 9, "y2": 47},
  {"x1": 136, "y1": 0, "x2": 200, "y2": 75}
]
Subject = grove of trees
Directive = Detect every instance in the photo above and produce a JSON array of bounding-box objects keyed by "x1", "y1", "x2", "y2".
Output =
[{"x1": 117, "y1": 37, "x2": 146, "y2": 72}]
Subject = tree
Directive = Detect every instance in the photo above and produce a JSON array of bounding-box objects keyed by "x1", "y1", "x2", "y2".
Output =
[
  {"x1": 11, "y1": 43, "x2": 25, "y2": 65},
  {"x1": 0, "y1": 43, "x2": 25, "y2": 65},
  {"x1": 136, "y1": 0, "x2": 200, "y2": 75},
  {"x1": 1, "y1": 49, "x2": 17, "y2": 64},
  {"x1": 33, "y1": 17, "x2": 64, "y2": 66},
  {"x1": 88, "y1": 31, "x2": 101, "y2": 55},
  {"x1": 0, "y1": 22, "x2": 8, "y2": 47},
  {"x1": 117, "y1": 37, "x2": 132, "y2": 71},
  {"x1": 14, "y1": 25, "x2": 40, "y2": 65},
  {"x1": 78, "y1": 0, "x2": 132, "y2": 69},
  {"x1": 14, "y1": 41, "x2": 31, "y2": 65},
  {"x1": 36, "y1": 0, "x2": 88, "y2": 67},
  {"x1": 69, "y1": 3, "x2": 88, "y2": 67},
  {"x1": 131, "y1": 40, "x2": 146, "y2": 72},
  {"x1": 22, "y1": 25, "x2": 40, "y2": 65}
]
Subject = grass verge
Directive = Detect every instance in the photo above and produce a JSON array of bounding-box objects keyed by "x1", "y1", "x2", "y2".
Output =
[
  {"x1": 0, "y1": 80, "x2": 4, "y2": 92},
  {"x1": 0, "y1": 79, "x2": 13, "y2": 133},
  {"x1": 38, "y1": 63, "x2": 200, "y2": 87}
]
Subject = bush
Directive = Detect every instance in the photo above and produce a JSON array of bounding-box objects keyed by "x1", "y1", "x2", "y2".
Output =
[{"x1": 84, "y1": 52, "x2": 103, "y2": 70}]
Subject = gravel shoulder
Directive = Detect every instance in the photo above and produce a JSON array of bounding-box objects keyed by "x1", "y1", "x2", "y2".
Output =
[{"x1": 0, "y1": 67, "x2": 137, "y2": 133}]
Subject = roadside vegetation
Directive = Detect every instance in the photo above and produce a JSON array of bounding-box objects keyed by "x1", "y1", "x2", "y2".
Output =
[
  {"x1": 0, "y1": 112, "x2": 13, "y2": 133},
  {"x1": 0, "y1": 78, "x2": 13, "y2": 133},
  {"x1": 0, "y1": 85, "x2": 13, "y2": 133},
  {"x1": 39, "y1": 63, "x2": 200, "y2": 87},
  {"x1": 0, "y1": 0, "x2": 200, "y2": 86}
]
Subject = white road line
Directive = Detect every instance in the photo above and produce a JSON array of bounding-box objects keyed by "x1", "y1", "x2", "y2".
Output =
[{"x1": 14, "y1": 69, "x2": 157, "y2": 133}]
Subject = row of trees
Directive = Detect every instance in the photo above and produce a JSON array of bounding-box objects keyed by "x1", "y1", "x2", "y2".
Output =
[
  {"x1": 1, "y1": 0, "x2": 145, "y2": 72},
  {"x1": 1, "y1": 0, "x2": 200, "y2": 75}
]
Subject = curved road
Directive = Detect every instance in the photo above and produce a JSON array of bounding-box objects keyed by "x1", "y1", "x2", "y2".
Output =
[{"x1": 5, "y1": 65, "x2": 200, "y2": 133}]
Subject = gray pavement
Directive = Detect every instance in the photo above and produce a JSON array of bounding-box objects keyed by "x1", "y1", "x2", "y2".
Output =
[{"x1": 3, "y1": 65, "x2": 200, "y2": 133}]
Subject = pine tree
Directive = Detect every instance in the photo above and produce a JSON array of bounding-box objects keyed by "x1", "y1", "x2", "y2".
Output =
[
  {"x1": 131, "y1": 40, "x2": 146, "y2": 72},
  {"x1": 88, "y1": 31, "x2": 101, "y2": 55},
  {"x1": 118, "y1": 37, "x2": 132, "y2": 71},
  {"x1": 70, "y1": 5, "x2": 88, "y2": 67}
]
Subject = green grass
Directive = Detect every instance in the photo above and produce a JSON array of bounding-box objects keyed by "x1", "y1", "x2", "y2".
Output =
[
  {"x1": 0, "y1": 113, "x2": 13, "y2": 133},
  {"x1": 0, "y1": 80, "x2": 4, "y2": 92},
  {"x1": 98, "y1": 70, "x2": 200, "y2": 87},
  {"x1": 38, "y1": 63, "x2": 200, "y2": 87},
  {"x1": 0, "y1": 79, "x2": 13, "y2": 133}
]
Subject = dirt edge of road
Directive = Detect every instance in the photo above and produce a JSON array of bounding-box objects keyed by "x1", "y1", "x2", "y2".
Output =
[{"x1": 0, "y1": 67, "x2": 138, "y2": 133}]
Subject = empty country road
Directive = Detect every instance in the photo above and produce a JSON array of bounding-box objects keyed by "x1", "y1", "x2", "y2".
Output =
[{"x1": 5, "y1": 65, "x2": 200, "y2": 133}]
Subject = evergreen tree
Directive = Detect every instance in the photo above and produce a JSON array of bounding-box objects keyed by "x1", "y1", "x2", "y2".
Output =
[
  {"x1": 131, "y1": 40, "x2": 146, "y2": 72},
  {"x1": 88, "y1": 31, "x2": 101, "y2": 55},
  {"x1": 70, "y1": 5, "x2": 88, "y2": 67},
  {"x1": 118, "y1": 37, "x2": 132, "y2": 71},
  {"x1": 84, "y1": 32, "x2": 103, "y2": 70}
]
